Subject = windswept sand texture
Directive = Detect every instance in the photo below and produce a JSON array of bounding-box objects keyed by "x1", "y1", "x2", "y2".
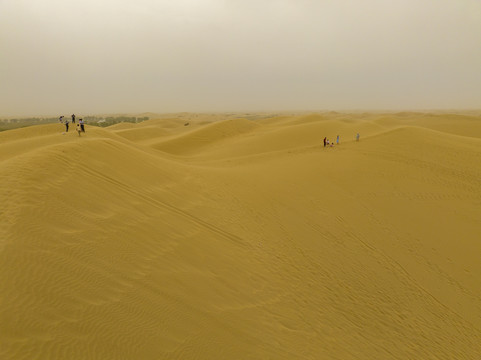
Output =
[{"x1": 1, "y1": 112, "x2": 481, "y2": 359}]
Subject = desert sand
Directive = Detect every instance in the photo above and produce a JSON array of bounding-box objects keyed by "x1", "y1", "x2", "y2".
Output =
[{"x1": 1, "y1": 112, "x2": 480, "y2": 359}]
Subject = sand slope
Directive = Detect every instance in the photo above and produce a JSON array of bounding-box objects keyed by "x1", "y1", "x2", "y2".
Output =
[{"x1": 1, "y1": 112, "x2": 481, "y2": 359}]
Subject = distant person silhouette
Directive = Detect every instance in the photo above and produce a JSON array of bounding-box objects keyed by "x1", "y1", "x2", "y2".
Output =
[
  {"x1": 71, "y1": 114, "x2": 76, "y2": 124},
  {"x1": 323, "y1": 137, "x2": 327, "y2": 147},
  {"x1": 76, "y1": 123, "x2": 82, "y2": 137},
  {"x1": 79, "y1": 118, "x2": 85, "y2": 132},
  {"x1": 336, "y1": 135, "x2": 340, "y2": 144},
  {"x1": 64, "y1": 117, "x2": 70, "y2": 132},
  {"x1": 356, "y1": 133, "x2": 360, "y2": 141},
  {"x1": 59, "y1": 115, "x2": 64, "y2": 123}
]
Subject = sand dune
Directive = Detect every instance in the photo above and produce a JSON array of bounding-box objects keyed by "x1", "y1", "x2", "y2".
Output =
[
  {"x1": 151, "y1": 119, "x2": 260, "y2": 156},
  {"x1": 106, "y1": 122, "x2": 137, "y2": 130},
  {"x1": 113, "y1": 126, "x2": 171, "y2": 143},
  {"x1": 1, "y1": 112, "x2": 480, "y2": 359}
]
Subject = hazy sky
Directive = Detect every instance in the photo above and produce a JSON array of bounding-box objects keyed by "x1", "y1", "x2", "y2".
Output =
[{"x1": 1, "y1": 0, "x2": 480, "y2": 116}]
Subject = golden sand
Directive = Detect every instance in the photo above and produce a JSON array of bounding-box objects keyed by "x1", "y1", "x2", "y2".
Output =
[{"x1": 1, "y1": 112, "x2": 480, "y2": 359}]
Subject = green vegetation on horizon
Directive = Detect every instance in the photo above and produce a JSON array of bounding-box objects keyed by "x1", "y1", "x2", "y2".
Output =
[{"x1": 0, "y1": 116, "x2": 149, "y2": 132}]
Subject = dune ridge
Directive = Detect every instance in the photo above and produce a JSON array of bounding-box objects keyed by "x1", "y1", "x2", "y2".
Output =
[{"x1": 1, "y1": 112, "x2": 481, "y2": 359}]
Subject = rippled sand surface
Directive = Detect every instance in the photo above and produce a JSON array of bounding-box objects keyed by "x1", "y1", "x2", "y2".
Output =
[{"x1": 1, "y1": 112, "x2": 480, "y2": 359}]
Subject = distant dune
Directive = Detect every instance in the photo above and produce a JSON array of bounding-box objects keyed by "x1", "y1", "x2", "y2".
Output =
[{"x1": 1, "y1": 112, "x2": 480, "y2": 359}]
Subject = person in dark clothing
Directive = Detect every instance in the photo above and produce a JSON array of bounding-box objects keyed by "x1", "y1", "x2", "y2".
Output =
[
  {"x1": 64, "y1": 118, "x2": 70, "y2": 132},
  {"x1": 71, "y1": 114, "x2": 76, "y2": 124},
  {"x1": 79, "y1": 118, "x2": 85, "y2": 132},
  {"x1": 323, "y1": 137, "x2": 327, "y2": 147}
]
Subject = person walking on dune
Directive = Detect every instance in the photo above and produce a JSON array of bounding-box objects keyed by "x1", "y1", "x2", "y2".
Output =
[
  {"x1": 79, "y1": 118, "x2": 85, "y2": 133},
  {"x1": 323, "y1": 137, "x2": 327, "y2": 147},
  {"x1": 356, "y1": 133, "x2": 360, "y2": 141},
  {"x1": 64, "y1": 117, "x2": 70, "y2": 132},
  {"x1": 76, "y1": 123, "x2": 82, "y2": 137},
  {"x1": 336, "y1": 135, "x2": 340, "y2": 144},
  {"x1": 71, "y1": 113, "x2": 76, "y2": 124}
]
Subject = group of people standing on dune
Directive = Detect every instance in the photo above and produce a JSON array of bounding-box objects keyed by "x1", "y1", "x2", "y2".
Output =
[
  {"x1": 323, "y1": 133, "x2": 360, "y2": 148},
  {"x1": 59, "y1": 114, "x2": 85, "y2": 136},
  {"x1": 323, "y1": 135, "x2": 340, "y2": 147}
]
